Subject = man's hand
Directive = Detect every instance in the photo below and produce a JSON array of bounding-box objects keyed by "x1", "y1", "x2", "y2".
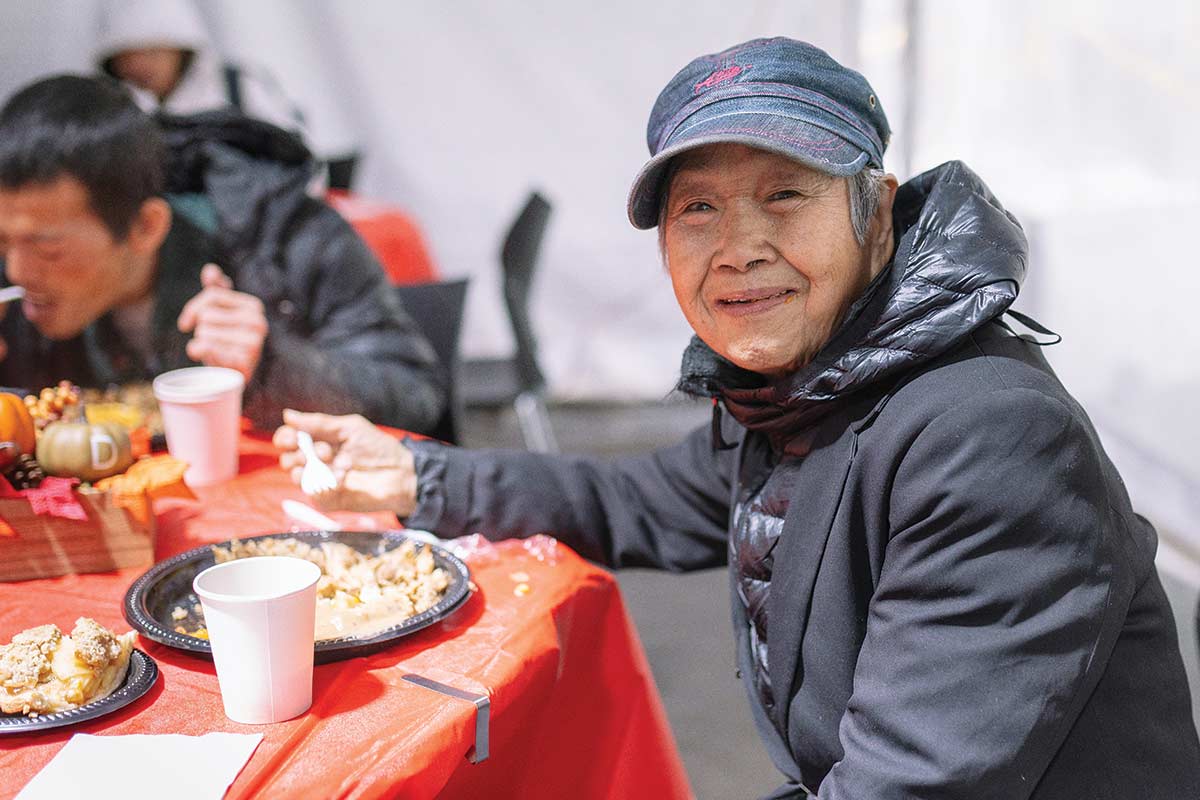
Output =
[
  {"x1": 177, "y1": 263, "x2": 268, "y2": 383},
  {"x1": 274, "y1": 409, "x2": 419, "y2": 518}
]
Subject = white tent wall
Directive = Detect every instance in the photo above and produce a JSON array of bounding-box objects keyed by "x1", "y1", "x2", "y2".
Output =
[{"x1": 0, "y1": 0, "x2": 98, "y2": 82}]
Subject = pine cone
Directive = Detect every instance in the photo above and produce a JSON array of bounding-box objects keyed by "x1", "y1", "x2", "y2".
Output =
[{"x1": 4, "y1": 454, "x2": 45, "y2": 490}]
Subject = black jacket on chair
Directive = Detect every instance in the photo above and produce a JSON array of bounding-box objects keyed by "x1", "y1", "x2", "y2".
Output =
[{"x1": 404, "y1": 162, "x2": 1200, "y2": 798}]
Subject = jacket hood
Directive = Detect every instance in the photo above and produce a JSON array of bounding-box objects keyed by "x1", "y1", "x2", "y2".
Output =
[
  {"x1": 95, "y1": 0, "x2": 211, "y2": 65},
  {"x1": 679, "y1": 160, "x2": 1028, "y2": 441},
  {"x1": 158, "y1": 110, "x2": 317, "y2": 306},
  {"x1": 160, "y1": 108, "x2": 311, "y2": 174}
]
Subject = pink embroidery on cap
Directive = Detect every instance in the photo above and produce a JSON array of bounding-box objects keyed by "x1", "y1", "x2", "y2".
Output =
[{"x1": 694, "y1": 61, "x2": 753, "y2": 95}]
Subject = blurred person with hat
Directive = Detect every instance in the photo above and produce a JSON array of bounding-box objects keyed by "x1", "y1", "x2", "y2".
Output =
[
  {"x1": 275, "y1": 37, "x2": 1200, "y2": 797},
  {"x1": 93, "y1": 0, "x2": 359, "y2": 189},
  {"x1": 95, "y1": 0, "x2": 306, "y2": 139}
]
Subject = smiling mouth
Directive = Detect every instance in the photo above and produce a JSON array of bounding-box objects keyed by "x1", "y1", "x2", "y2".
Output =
[{"x1": 717, "y1": 289, "x2": 796, "y2": 306}]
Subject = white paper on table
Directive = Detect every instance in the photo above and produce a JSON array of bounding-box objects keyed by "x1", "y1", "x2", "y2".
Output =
[{"x1": 16, "y1": 732, "x2": 263, "y2": 800}]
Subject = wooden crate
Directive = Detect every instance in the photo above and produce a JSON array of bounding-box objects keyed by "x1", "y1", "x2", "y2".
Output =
[{"x1": 0, "y1": 489, "x2": 155, "y2": 582}]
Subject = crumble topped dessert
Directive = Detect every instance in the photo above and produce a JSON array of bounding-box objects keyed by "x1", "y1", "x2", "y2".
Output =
[{"x1": 0, "y1": 618, "x2": 135, "y2": 717}]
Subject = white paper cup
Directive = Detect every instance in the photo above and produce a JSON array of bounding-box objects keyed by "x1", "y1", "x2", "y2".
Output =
[
  {"x1": 152, "y1": 366, "x2": 244, "y2": 486},
  {"x1": 193, "y1": 556, "x2": 322, "y2": 724}
]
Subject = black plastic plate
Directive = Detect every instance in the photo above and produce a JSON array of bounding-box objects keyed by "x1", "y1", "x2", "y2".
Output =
[
  {"x1": 122, "y1": 530, "x2": 471, "y2": 664},
  {"x1": 0, "y1": 650, "x2": 158, "y2": 735}
]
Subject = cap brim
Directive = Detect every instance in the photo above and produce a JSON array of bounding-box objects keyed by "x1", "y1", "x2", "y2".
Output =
[{"x1": 627, "y1": 112, "x2": 870, "y2": 229}]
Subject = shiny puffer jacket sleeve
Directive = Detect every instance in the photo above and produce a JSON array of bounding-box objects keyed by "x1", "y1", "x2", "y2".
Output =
[{"x1": 403, "y1": 422, "x2": 736, "y2": 572}]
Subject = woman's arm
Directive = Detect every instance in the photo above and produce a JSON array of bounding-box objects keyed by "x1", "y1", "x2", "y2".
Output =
[{"x1": 405, "y1": 422, "x2": 737, "y2": 571}]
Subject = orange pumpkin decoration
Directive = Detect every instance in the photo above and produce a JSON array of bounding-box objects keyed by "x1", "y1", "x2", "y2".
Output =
[{"x1": 0, "y1": 392, "x2": 37, "y2": 455}]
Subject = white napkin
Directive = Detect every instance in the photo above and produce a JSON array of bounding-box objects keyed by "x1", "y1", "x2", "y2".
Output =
[{"x1": 17, "y1": 732, "x2": 263, "y2": 800}]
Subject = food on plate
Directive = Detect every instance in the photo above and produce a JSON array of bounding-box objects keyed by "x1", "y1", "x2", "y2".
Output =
[
  {"x1": 174, "y1": 537, "x2": 452, "y2": 640},
  {"x1": 0, "y1": 618, "x2": 136, "y2": 717},
  {"x1": 36, "y1": 420, "x2": 134, "y2": 482}
]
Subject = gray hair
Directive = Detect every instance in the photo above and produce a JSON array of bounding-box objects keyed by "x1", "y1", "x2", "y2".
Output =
[
  {"x1": 848, "y1": 167, "x2": 889, "y2": 245},
  {"x1": 656, "y1": 162, "x2": 889, "y2": 256}
]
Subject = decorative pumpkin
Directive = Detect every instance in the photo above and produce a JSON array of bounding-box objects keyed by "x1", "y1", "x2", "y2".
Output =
[
  {"x1": 0, "y1": 392, "x2": 37, "y2": 456},
  {"x1": 36, "y1": 420, "x2": 134, "y2": 482}
]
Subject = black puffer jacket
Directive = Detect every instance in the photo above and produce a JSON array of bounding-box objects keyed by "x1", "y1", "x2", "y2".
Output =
[
  {"x1": 682, "y1": 158, "x2": 1026, "y2": 720},
  {"x1": 407, "y1": 161, "x2": 1200, "y2": 798},
  {"x1": 0, "y1": 111, "x2": 446, "y2": 432}
]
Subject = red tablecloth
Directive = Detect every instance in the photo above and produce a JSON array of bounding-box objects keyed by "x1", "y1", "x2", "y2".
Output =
[
  {"x1": 327, "y1": 191, "x2": 439, "y2": 286},
  {"x1": 0, "y1": 433, "x2": 692, "y2": 800}
]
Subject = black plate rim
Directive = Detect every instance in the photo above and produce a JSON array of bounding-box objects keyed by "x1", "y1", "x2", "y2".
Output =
[
  {"x1": 0, "y1": 649, "x2": 159, "y2": 735},
  {"x1": 122, "y1": 530, "x2": 471, "y2": 663}
]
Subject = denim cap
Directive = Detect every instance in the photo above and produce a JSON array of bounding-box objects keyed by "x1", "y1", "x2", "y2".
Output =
[{"x1": 627, "y1": 37, "x2": 891, "y2": 229}]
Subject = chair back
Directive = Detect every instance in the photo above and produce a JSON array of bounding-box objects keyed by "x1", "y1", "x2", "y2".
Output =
[
  {"x1": 393, "y1": 278, "x2": 470, "y2": 444},
  {"x1": 500, "y1": 191, "x2": 552, "y2": 391}
]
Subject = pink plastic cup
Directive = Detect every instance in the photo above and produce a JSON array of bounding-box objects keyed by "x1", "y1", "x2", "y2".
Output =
[{"x1": 152, "y1": 366, "x2": 244, "y2": 486}]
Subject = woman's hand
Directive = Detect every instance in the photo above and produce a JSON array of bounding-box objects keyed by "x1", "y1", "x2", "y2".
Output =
[{"x1": 273, "y1": 409, "x2": 418, "y2": 517}]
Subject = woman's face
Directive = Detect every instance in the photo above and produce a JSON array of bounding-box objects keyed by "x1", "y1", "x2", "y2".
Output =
[{"x1": 661, "y1": 143, "x2": 894, "y2": 377}]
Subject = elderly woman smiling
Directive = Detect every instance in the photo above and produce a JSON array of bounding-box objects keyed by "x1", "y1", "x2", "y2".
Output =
[
  {"x1": 276, "y1": 38, "x2": 1200, "y2": 799},
  {"x1": 658, "y1": 143, "x2": 896, "y2": 378}
]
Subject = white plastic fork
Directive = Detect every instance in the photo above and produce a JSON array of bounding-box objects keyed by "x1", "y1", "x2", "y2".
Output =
[
  {"x1": 296, "y1": 430, "x2": 338, "y2": 496},
  {"x1": 0, "y1": 285, "x2": 26, "y2": 305}
]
